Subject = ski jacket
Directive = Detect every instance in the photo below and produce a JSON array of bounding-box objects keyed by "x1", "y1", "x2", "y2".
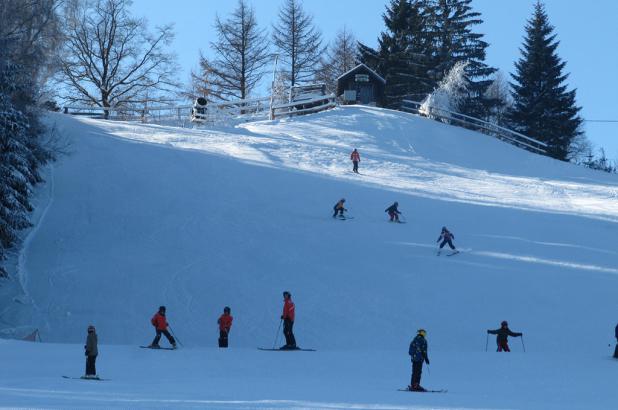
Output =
[
  {"x1": 488, "y1": 327, "x2": 522, "y2": 344},
  {"x1": 350, "y1": 150, "x2": 360, "y2": 162},
  {"x1": 437, "y1": 230, "x2": 454, "y2": 242},
  {"x1": 85, "y1": 332, "x2": 98, "y2": 356},
  {"x1": 385, "y1": 204, "x2": 400, "y2": 214},
  {"x1": 218, "y1": 314, "x2": 233, "y2": 331},
  {"x1": 409, "y1": 335, "x2": 428, "y2": 363},
  {"x1": 334, "y1": 200, "x2": 346, "y2": 211},
  {"x1": 151, "y1": 312, "x2": 168, "y2": 330},
  {"x1": 282, "y1": 299, "x2": 295, "y2": 321}
]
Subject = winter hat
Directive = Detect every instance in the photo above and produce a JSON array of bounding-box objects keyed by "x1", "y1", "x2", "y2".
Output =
[
  {"x1": 283, "y1": 291, "x2": 291, "y2": 298},
  {"x1": 501, "y1": 320, "x2": 508, "y2": 327},
  {"x1": 224, "y1": 306, "x2": 231, "y2": 313},
  {"x1": 159, "y1": 305, "x2": 166, "y2": 312}
]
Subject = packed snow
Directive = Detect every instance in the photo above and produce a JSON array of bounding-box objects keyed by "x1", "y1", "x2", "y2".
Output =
[{"x1": 1, "y1": 106, "x2": 617, "y2": 409}]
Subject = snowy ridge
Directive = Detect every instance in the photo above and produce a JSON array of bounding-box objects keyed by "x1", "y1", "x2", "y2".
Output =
[{"x1": 2, "y1": 106, "x2": 617, "y2": 409}]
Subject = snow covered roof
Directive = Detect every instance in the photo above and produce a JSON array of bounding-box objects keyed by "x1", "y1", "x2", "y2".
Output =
[{"x1": 336, "y1": 63, "x2": 386, "y2": 84}]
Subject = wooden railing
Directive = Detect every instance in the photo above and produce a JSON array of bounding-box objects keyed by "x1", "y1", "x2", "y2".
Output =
[
  {"x1": 401, "y1": 100, "x2": 547, "y2": 154},
  {"x1": 270, "y1": 94, "x2": 337, "y2": 120}
]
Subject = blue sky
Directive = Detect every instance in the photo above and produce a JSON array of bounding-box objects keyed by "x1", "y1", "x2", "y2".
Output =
[{"x1": 131, "y1": 0, "x2": 618, "y2": 159}]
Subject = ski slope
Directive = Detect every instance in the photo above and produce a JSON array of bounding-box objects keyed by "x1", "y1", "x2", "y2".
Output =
[{"x1": 2, "y1": 105, "x2": 618, "y2": 408}]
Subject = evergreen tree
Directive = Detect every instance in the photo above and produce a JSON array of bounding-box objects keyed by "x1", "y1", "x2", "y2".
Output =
[
  {"x1": 509, "y1": 1, "x2": 582, "y2": 160},
  {"x1": 315, "y1": 26, "x2": 357, "y2": 93},
  {"x1": 359, "y1": 0, "x2": 434, "y2": 107},
  {"x1": 197, "y1": 0, "x2": 271, "y2": 101},
  {"x1": 272, "y1": 0, "x2": 324, "y2": 87},
  {"x1": 427, "y1": 0, "x2": 496, "y2": 117}
]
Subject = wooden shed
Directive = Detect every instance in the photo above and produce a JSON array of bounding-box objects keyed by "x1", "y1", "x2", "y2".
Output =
[{"x1": 336, "y1": 63, "x2": 386, "y2": 107}]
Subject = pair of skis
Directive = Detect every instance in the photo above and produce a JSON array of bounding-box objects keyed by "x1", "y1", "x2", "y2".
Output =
[{"x1": 398, "y1": 387, "x2": 447, "y2": 393}]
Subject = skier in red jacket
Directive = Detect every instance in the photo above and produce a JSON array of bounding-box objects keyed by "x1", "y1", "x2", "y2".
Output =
[
  {"x1": 281, "y1": 291, "x2": 297, "y2": 350},
  {"x1": 350, "y1": 149, "x2": 360, "y2": 173},
  {"x1": 217, "y1": 306, "x2": 233, "y2": 348},
  {"x1": 149, "y1": 306, "x2": 176, "y2": 349}
]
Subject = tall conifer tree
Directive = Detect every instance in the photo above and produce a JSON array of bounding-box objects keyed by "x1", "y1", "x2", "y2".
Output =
[{"x1": 509, "y1": 2, "x2": 582, "y2": 160}]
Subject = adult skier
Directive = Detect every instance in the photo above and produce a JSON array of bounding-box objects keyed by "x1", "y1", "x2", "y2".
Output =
[
  {"x1": 217, "y1": 306, "x2": 233, "y2": 348},
  {"x1": 436, "y1": 226, "x2": 456, "y2": 254},
  {"x1": 84, "y1": 325, "x2": 98, "y2": 379},
  {"x1": 281, "y1": 291, "x2": 297, "y2": 350},
  {"x1": 487, "y1": 321, "x2": 523, "y2": 352},
  {"x1": 333, "y1": 198, "x2": 347, "y2": 218},
  {"x1": 350, "y1": 149, "x2": 360, "y2": 173},
  {"x1": 385, "y1": 202, "x2": 402, "y2": 222},
  {"x1": 150, "y1": 306, "x2": 177, "y2": 349},
  {"x1": 408, "y1": 329, "x2": 430, "y2": 391}
]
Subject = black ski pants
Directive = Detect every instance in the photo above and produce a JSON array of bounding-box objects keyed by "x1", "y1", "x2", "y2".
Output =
[
  {"x1": 411, "y1": 360, "x2": 423, "y2": 387},
  {"x1": 352, "y1": 161, "x2": 359, "y2": 173},
  {"x1": 219, "y1": 330, "x2": 229, "y2": 348},
  {"x1": 283, "y1": 319, "x2": 296, "y2": 347},
  {"x1": 333, "y1": 207, "x2": 344, "y2": 217},
  {"x1": 439, "y1": 239, "x2": 455, "y2": 250},
  {"x1": 86, "y1": 355, "x2": 97, "y2": 376},
  {"x1": 152, "y1": 329, "x2": 176, "y2": 347}
]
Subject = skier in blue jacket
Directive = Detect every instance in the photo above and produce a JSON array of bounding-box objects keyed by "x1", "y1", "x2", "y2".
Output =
[{"x1": 408, "y1": 329, "x2": 430, "y2": 391}]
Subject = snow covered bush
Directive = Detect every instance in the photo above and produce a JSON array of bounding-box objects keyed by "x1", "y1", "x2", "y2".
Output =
[{"x1": 420, "y1": 61, "x2": 469, "y2": 119}]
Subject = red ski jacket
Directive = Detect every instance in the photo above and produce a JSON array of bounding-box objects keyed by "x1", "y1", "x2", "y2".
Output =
[
  {"x1": 350, "y1": 151, "x2": 360, "y2": 162},
  {"x1": 218, "y1": 314, "x2": 233, "y2": 331},
  {"x1": 282, "y1": 299, "x2": 295, "y2": 321},
  {"x1": 151, "y1": 313, "x2": 168, "y2": 330}
]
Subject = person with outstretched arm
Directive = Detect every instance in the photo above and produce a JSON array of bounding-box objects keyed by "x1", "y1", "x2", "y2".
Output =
[
  {"x1": 408, "y1": 329, "x2": 430, "y2": 391},
  {"x1": 281, "y1": 291, "x2": 297, "y2": 350},
  {"x1": 436, "y1": 226, "x2": 456, "y2": 254},
  {"x1": 333, "y1": 198, "x2": 347, "y2": 218},
  {"x1": 487, "y1": 321, "x2": 522, "y2": 352},
  {"x1": 150, "y1": 306, "x2": 177, "y2": 349},
  {"x1": 385, "y1": 201, "x2": 402, "y2": 222},
  {"x1": 350, "y1": 149, "x2": 360, "y2": 173},
  {"x1": 218, "y1": 306, "x2": 233, "y2": 348},
  {"x1": 84, "y1": 325, "x2": 98, "y2": 379}
]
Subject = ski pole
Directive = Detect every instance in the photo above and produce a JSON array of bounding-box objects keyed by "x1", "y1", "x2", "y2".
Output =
[
  {"x1": 520, "y1": 335, "x2": 526, "y2": 353},
  {"x1": 485, "y1": 333, "x2": 489, "y2": 352},
  {"x1": 272, "y1": 319, "x2": 283, "y2": 350},
  {"x1": 168, "y1": 325, "x2": 183, "y2": 347}
]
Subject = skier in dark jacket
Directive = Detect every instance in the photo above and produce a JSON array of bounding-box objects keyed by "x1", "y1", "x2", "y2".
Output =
[
  {"x1": 217, "y1": 306, "x2": 233, "y2": 348},
  {"x1": 333, "y1": 198, "x2": 347, "y2": 218},
  {"x1": 436, "y1": 226, "x2": 456, "y2": 254},
  {"x1": 385, "y1": 202, "x2": 402, "y2": 222},
  {"x1": 84, "y1": 325, "x2": 98, "y2": 379},
  {"x1": 487, "y1": 321, "x2": 522, "y2": 352},
  {"x1": 408, "y1": 329, "x2": 430, "y2": 391},
  {"x1": 150, "y1": 306, "x2": 177, "y2": 349}
]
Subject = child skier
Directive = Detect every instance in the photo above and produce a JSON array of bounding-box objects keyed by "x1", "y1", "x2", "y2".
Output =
[
  {"x1": 385, "y1": 202, "x2": 402, "y2": 222},
  {"x1": 436, "y1": 226, "x2": 457, "y2": 254},
  {"x1": 217, "y1": 306, "x2": 233, "y2": 348},
  {"x1": 333, "y1": 198, "x2": 347, "y2": 218},
  {"x1": 350, "y1": 149, "x2": 361, "y2": 173},
  {"x1": 408, "y1": 329, "x2": 430, "y2": 391},
  {"x1": 150, "y1": 306, "x2": 177, "y2": 349},
  {"x1": 280, "y1": 291, "x2": 297, "y2": 350},
  {"x1": 84, "y1": 325, "x2": 98, "y2": 379},
  {"x1": 487, "y1": 321, "x2": 523, "y2": 352}
]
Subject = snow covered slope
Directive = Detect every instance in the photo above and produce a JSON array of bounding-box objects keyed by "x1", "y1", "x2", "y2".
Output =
[{"x1": 3, "y1": 106, "x2": 618, "y2": 408}]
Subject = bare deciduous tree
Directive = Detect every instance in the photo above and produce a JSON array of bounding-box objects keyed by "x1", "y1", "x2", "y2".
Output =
[
  {"x1": 196, "y1": 0, "x2": 270, "y2": 101},
  {"x1": 315, "y1": 26, "x2": 357, "y2": 93},
  {"x1": 59, "y1": 0, "x2": 178, "y2": 117},
  {"x1": 272, "y1": 0, "x2": 324, "y2": 87}
]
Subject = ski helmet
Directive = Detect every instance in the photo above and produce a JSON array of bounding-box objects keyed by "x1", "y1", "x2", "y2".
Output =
[
  {"x1": 224, "y1": 306, "x2": 231, "y2": 313},
  {"x1": 87, "y1": 325, "x2": 95, "y2": 332},
  {"x1": 501, "y1": 320, "x2": 508, "y2": 327},
  {"x1": 394, "y1": 201, "x2": 399, "y2": 206},
  {"x1": 159, "y1": 305, "x2": 166, "y2": 312},
  {"x1": 283, "y1": 291, "x2": 291, "y2": 298},
  {"x1": 417, "y1": 329, "x2": 426, "y2": 337},
  {"x1": 341, "y1": 198, "x2": 346, "y2": 202}
]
